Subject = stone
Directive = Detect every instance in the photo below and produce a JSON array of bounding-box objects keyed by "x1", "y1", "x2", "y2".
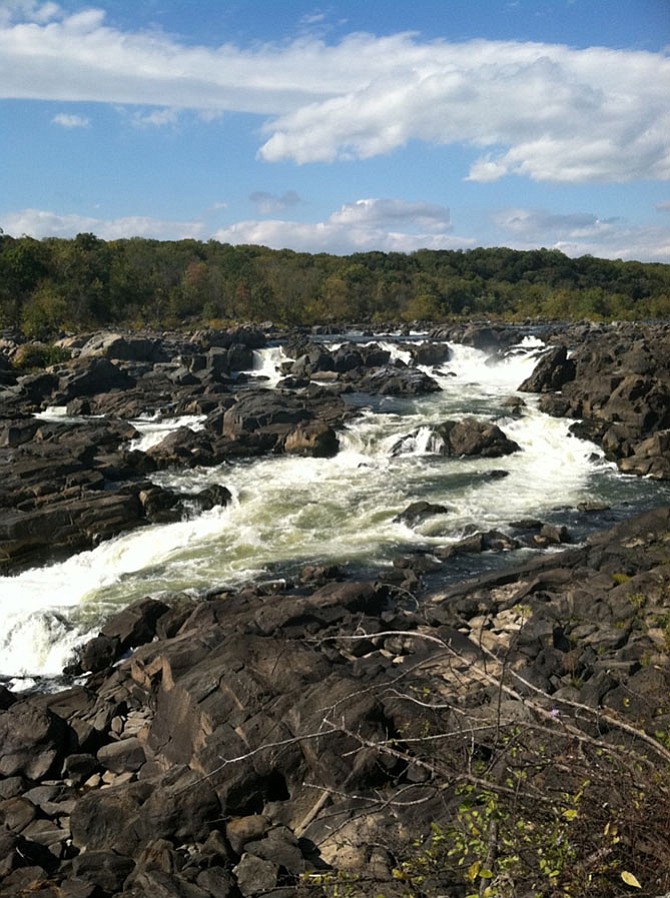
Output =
[
  {"x1": 97, "y1": 736, "x2": 146, "y2": 774},
  {"x1": 0, "y1": 703, "x2": 69, "y2": 781},
  {"x1": 72, "y1": 850, "x2": 135, "y2": 893},
  {"x1": 225, "y1": 815, "x2": 270, "y2": 856},
  {"x1": 393, "y1": 501, "x2": 450, "y2": 526},
  {"x1": 518, "y1": 344, "x2": 576, "y2": 392},
  {"x1": 234, "y1": 853, "x2": 279, "y2": 895}
]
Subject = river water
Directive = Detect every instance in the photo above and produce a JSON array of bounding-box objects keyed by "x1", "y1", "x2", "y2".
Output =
[{"x1": 1, "y1": 335, "x2": 665, "y2": 686}]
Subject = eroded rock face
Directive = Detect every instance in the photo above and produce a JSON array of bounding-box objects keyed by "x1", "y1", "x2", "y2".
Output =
[{"x1": 519, "y1": 322, "x2": 670, "y2": 478}]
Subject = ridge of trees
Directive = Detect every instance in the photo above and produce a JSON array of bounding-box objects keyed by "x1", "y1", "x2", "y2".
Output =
[{"x1": 1, "y1": 232, "x2": 669, "y2": 338}]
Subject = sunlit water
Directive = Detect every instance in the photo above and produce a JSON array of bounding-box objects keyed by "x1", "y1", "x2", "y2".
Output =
[{"x1": 1, "y1": 336, "x2": 665, "y2": 684}]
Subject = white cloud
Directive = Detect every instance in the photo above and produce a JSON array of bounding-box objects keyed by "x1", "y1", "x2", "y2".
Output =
[
  {"x1": 212, "y1": 197, "x2": 465, "y2": 254},
  {"x1": 656, "y1": 201, "x2": 670, "y2": 212},
  {"x1": 0, "y1": 2, "x2": 61, "y2": 26},
  {"x1": 130, "y1": 107, "x2": 180, "y2": 128},
  {"x1": 51, "y1": 112, "x2": 89, "y2": 128},
  {"x1": 492, "y1": 206, "x2": 670, "y2": 262},
  {"x1": 0, "y1": 198, "x2": 464, "y2": 255},
  {"x1": 2, "y1": 208, "x2": 206, "y2": 240},
  {"x1": 0, "y1": 8, "x2": 667, "y2": 183},
  {"x1": 250, "y1": 190, "x2": 302, "y2": 215},
  {"x1": 2, "y1": 200, "x2": 669, "y2": 261}
]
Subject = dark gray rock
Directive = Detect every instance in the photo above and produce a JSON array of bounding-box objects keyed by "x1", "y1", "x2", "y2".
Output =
[
  {"x1": 394, "y1": 501, "x2": 450, "y2": 526},
  {"x1": 518, "y1": 345, "x2": 576, "y2": 392},
  {"x1": 0, "y1": 703, "x2": 69, "y2": 781},
  {"x1": 71, "y1": 850, "x2": 135, "y2": 893}
]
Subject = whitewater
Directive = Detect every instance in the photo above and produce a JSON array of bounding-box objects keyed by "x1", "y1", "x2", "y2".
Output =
[{"x1": 0, "y1": 336, "x2": 665, "y2": 685}]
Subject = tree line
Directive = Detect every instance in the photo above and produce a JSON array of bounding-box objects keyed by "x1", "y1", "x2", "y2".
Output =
[{"x1": 1, "y1": 232, "x2": 669, "y2": 338}]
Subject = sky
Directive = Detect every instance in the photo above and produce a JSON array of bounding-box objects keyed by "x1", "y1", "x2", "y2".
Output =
[{"x1": 1, "y1": 0, "x2": 669, "y2": 262}]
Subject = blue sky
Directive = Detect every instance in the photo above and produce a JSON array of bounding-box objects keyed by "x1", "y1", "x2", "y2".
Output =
[{"x1": 1, "y1": 0, "x2": 669, "y2": 261}]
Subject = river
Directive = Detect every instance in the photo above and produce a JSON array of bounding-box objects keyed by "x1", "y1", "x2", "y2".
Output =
[{"x1": 1, "y1": 334, "x2": 665, "y2": 687}]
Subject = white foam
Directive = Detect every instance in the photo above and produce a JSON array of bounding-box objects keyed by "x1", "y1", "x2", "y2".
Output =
[
  {"x1": 128, "y1": 414, "x2": 206, "y2": 451},
  {"x1": 248, "y1": 346, "x2": 289, "y2": 385}
]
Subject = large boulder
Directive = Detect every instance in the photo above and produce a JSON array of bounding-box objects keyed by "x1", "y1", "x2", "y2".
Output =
[
  {"x1": 518, "y1": 345, "x2": 576, "y2": 393},
  {"x1": 223, "y1": 391, "x2": 313, "y2": 440},
  {"x1": 0, "y1": 704, "x2": 70, "y2": 781},
  {"x1": 394, "y1": 418, "x2": 520, "y2": 458},
  {"x1": 282, "y1": 421, "x2": 339, "y2": 457},
  {"x1": 78, "y1": 333, "x2": 168, "y2": 363},
  {"x1": 356, "y1": 365, "x2": 441, "y2": 396},
  {"x1": 55, "y1": 357, "x2": 136, "y2": 402}
]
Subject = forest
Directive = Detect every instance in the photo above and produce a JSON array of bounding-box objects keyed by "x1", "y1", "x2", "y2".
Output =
[{"x1": 1, "y1": 232, "x2": 669, "y2": 338}]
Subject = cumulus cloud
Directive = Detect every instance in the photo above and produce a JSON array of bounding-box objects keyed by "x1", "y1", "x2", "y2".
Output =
[
  {"x1": 0, "y1": 2, "x2": 61, "y2": 26},
  {"x1": 0, "y1": 7, "x2": 667, "y2": 183},
  {"x1": 250, "y1": 190, "x2": 302, "y2": 215},
  {"x1": 51, "y1": 112, "x2": 89, "y2": 128},
  {"x1": 2, "y1": 208, "x2": 206, "y2": 241},
  {"x1": 492, "y1": 206, "x2": 670, "y2": 262},
  {"x1": 130, "y1": 107, "x2": 180, "y2": 128},
  {"x1": 492, "y1": 207, "x2": 609, "y2": 239},
  {"x1": 213, "y1": 198, "x2": 464, "y2": 254},
  {"x1": 656, "y1": 201, "x2": 670, "y2": 212},
  {"x1": 3, "y1": 200, "x2": 668, "y2": 261}
]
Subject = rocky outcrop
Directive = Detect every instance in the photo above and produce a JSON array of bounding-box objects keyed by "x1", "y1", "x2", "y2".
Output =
[
  {"x1": 517, "y1": 344, "x2": 576, "y2": 392},
  {"x1": 2, "y1": 508, "x2": 670, "y2": 896},
  {"x1": 284, "y1": 340, "x2": 441, "y2": 396},
  {"x1": 0, "y1": 329, "x2": 355, "y2": 571},
  {"x1": 519, "y1": 322, "x2": 670, "y2": 478}
]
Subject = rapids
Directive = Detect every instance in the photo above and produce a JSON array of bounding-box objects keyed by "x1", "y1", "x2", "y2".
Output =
[{"x1": 1, "y1": 336, "x2": 665, "y2": 685}]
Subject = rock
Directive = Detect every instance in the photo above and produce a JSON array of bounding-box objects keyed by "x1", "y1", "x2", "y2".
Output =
[
  {"x1": 1, "y1": 867, "x2": 52, "y2": 898},
  {"x1": 234, "y1": 853, "x2": 279, "y2": 895},
  {"x1": 101, "y1": 597, "x2": 170, "y2": 654},
  {"x1": 97, "y1": 737, "x2": 146, "y2": 775},
  {"x1": 0, "y1": 797, "x2": 36, "y2": 833},
  {"x1": 62, "y1": 754, "x2": 99, "y2": 786},
  {"x1": 55, "y1": 879, "x2": 100, "y2": 898},
  {"x1": 78, "y1": 635, "x2": 121, "y2": 673},
  {"x1": 410, "y1": 342, "x2": 452, "y2": 366},
  {"x1": 226, "y1": 816, "x2": 270, "y2": 856},
  {"x1": 130, "y1": 870, "x2": 211, "y2": 897},
  {"x1": 356, "y1": 365, "x2": 441, "y2": 395},
  {"x1": 394, "y1": 501, "x2": 450, "y2": 526},
  {"x1": 79, "y1": 333, "x2": 169, "y2": 363},
  {"x1": 56, "y1": 357, "x2": 136, "y2": 401},
  {"x1": 618, "y1": 430, "x2": 670, "y2": 478},
  {"x1": 518, "y1": 345, "x2": 576, "y2": 392},
  {"x1": 283, "y1": 421, "x2": 339, "y2": 457},
  {"x1": 71, "y1": 850, "x2": 135, "y2": 894},
  {"x1": 187, "y1": 483, "x2": 233, "y2": 511},
  {"x1": 433, "y1": 417, "x2": 521, "y2": 457},
  {"x1": 519, "y1": 325, "x2": 670, "y2": 477},
  {"x1": 196, "y1": 867, "x2": 238, "y2": 897},
  {"x1": 0, "y1": 703, "x2": 69, "y2": 781}
]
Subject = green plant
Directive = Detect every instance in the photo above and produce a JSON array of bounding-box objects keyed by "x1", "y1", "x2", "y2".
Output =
[{"x1": 11, "y1": 342, "x2": 72, "y2": 371}]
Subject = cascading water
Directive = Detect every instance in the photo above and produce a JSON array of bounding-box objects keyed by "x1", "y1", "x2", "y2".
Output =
[{"x1": 1, "y1": 337, "x2": 665, "y2": 685}]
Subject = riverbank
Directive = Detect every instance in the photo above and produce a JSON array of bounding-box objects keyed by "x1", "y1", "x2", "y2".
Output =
[
  {"x1": 2, "y1": 506, "x2": 670, "y2": 897},
  {"x1": 1, "y1": 321, "x2": 670, "y2": 896}
]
